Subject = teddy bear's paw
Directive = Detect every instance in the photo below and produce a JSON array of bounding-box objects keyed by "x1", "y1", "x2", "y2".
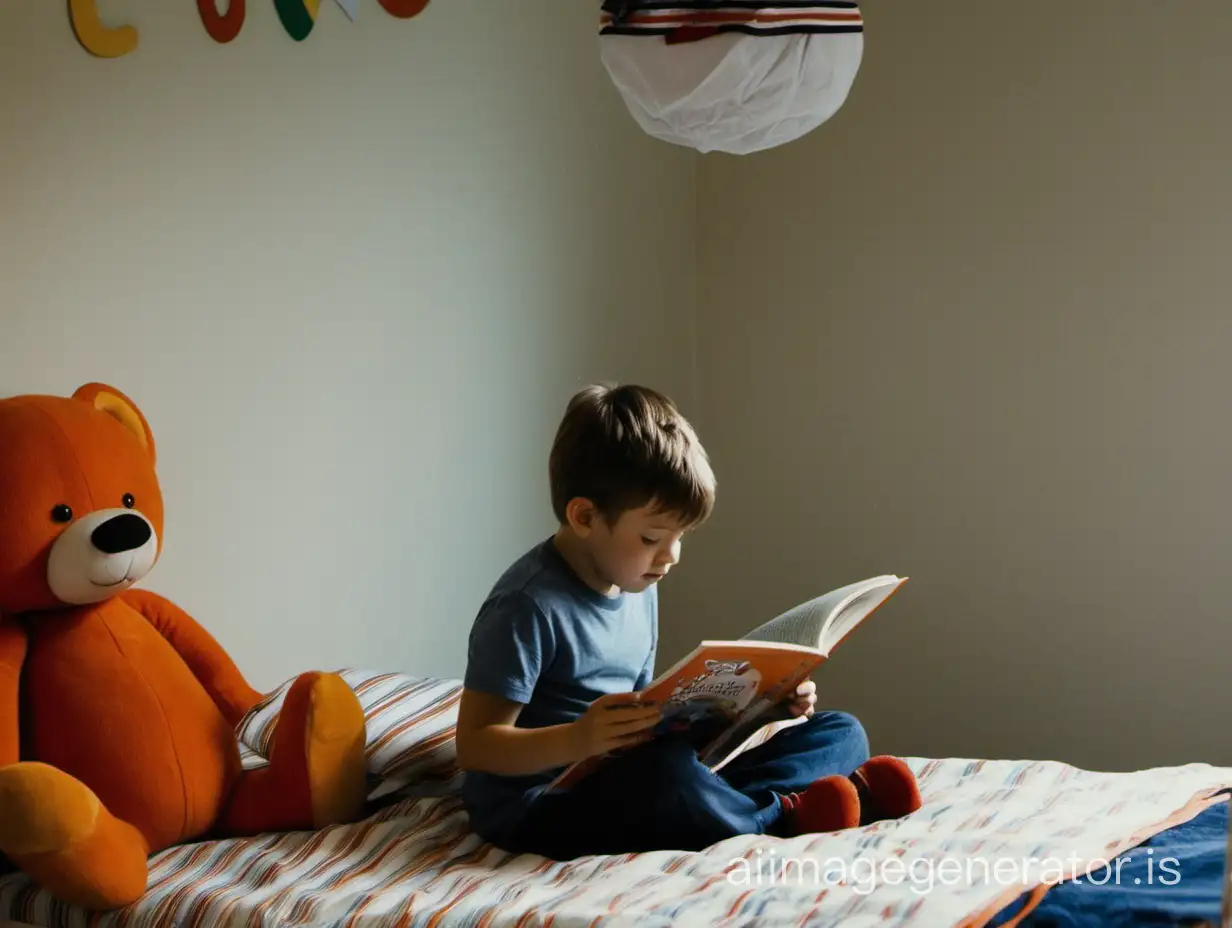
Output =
[
  {"x1": 304, "y1": 672, "x2": 368, "y2": 828},
  {"x1": 0, "y1": 762, "x2": 149, "y2": 908},
  {"x1": 0, "y1": 762, "x2": 100, "y2": 856}
]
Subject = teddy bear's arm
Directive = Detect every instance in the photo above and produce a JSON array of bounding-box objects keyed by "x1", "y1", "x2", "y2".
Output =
[
  {"x1": 0, "y1": 618, "x2": 28, "y2": 766},
  {"x1": 121, "y1": 589, "x2": 265, "y2": 728}
]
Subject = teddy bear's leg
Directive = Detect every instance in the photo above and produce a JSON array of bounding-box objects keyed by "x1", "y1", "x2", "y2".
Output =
[
  {"x1": 0, "y1": 762, "x2": 149, "y2": 909},
  {"x1": 219, "y1": 671, "x2": 366, "y2": 836}
]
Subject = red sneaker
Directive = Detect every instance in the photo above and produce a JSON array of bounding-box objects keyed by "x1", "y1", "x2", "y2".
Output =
[
  {"x1": 778, "y1": 775, "x2": 861, "y2": 835},
  {"x1": 849, "y1": 756, "x2": 921, "y2": 825}
]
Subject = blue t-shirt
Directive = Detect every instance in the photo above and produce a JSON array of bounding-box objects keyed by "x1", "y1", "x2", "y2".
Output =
[{"x1": 461, "y1": 537, "x2": 658, "y2": 846}]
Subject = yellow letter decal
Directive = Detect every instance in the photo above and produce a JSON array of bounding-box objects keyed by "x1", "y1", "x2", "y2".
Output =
[{"x1": 69, "y1": 0, "x2": 138, "y2": 58}]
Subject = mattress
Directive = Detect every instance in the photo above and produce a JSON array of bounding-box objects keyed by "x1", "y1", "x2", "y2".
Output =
[
  {"x1": 2, "y1": 758, "x2": 1228, "y2": 927},
  {"x1": 2, "y1": 671, "x2": 1229, "y2": 927}
]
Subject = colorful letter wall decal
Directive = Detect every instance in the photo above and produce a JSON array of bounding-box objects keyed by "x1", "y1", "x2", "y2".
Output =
[
  {"x1": 69, "y1": 0, "x2": 139, "y2": 57},
  {"x1": 269, "y1": 0, "x2": 427, "y2": 41},
  {"x1": 273, "y1": 0, "x2": 318, "y2": 41},
  {"x1": 69, "y1": 0, "x2": 431, "y2": 56},
  {"x1": 198, "y1": 0, "x2": 246, "y2": 44},
  {"x1": 377, "y1": 0, "x2": 429, "y2": 18}
]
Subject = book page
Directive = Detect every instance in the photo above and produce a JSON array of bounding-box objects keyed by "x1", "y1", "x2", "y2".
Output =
[
  {"x1": 740, "y1": 594, "x2": 838, "y2": 649},
  {"x1": 709, "y1": 714, "x2": 809, "y2": 773},
  {"x1": 816, "y1": 579, "x2": 904, "y2": 653},
  {"x1": 699, "y1": 698, "x2": 797, "y2": 768},
  {"x1": 741, "y1": 575, "x2": 904, "y2": 654}
]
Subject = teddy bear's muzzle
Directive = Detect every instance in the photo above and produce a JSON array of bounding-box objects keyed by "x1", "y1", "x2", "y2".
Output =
[{"x1": 46, "y1": 508, "x2": 160, "y2": 606}]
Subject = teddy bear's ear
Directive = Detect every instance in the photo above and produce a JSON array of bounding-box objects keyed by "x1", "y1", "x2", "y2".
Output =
[{"x1": 71, "y1": 382, "x2": 157, "y2": 464}]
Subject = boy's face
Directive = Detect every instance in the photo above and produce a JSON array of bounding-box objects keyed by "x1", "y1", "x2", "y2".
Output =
[{"x1": 580, "y1": 502, "x2": 689, "y2": 594}]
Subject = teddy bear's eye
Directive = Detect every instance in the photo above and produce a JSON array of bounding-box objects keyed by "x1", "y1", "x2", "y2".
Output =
[
  {"x1": 122, "y1": 493, "x2": 135, "y2": 508},
  {"x1": 50, "y1": 504, "x2": 73, "y2": 524}
]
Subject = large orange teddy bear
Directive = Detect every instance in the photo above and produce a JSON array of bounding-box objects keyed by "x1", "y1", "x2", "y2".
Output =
[{"x1": 0, "y1": 383, "x2": 368, "y2": 909}]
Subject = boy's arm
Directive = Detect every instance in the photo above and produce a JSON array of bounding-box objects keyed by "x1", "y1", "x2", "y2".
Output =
[
  {"x1": 459, "y1": 592, "x2": 582, "y2": 775},
  {"x1": 456, "y1": 687, "x2": 661, "y2": 776},
  {"x1": 456, "y1": 688, "x2": 586, "y2": 775}
]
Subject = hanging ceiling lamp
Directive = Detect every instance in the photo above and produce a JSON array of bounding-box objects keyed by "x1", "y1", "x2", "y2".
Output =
[{"x1": 599, "y1": 1, "x2": 864, "y2": 155}]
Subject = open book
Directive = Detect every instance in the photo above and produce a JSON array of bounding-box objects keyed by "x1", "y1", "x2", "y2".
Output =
[{"x1": 546, "y1": 574, "x2": 907, "y2": 792}]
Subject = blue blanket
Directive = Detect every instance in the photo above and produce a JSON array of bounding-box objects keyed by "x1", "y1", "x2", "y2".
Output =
[{"x1": 991, "y1": 799, "x2": 1229, "y2": 926}]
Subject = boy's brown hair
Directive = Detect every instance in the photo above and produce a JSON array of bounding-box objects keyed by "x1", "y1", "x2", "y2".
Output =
[{"x1": 549, "y1": 383, "x2": 716, "y2": 526}]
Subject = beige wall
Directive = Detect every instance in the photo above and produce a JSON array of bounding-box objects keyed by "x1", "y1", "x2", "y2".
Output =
[
  {"x1": 670, "y1": 0, "x2": 1232, "y2": 771},
  {"x1": 0, "y1": 1, "x2": 696, "y2": 688},
  {"x1": 5, "y1": 0, "x2": 1226, "y2": 773}
]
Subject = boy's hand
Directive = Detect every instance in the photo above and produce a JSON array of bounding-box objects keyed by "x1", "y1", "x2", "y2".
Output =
[
  {"x1": 788, "y1": 680, "x2": 817, "y2": 719},
  {"x1": 571, "y1": 692, "x2": 662, "y2": 760}
]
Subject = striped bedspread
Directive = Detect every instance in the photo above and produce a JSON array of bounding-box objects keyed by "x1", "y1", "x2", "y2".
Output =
[{"x1": 2, "y1": 671, "x2": 1229, "y2": 927}]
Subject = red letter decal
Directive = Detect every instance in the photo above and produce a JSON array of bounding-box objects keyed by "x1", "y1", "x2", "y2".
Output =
[{"x1": 198, "y1": 0, "x2": 246, "y2": 44}]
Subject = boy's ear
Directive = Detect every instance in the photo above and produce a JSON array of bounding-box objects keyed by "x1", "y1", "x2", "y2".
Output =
[{"x1": 564, "y1": 497, "x2": 598, "y2": 537}]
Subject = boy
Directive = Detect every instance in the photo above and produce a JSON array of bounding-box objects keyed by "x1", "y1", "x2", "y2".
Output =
[{"x1": 458, "y1": 383, "x2": 920, "y2": 858}]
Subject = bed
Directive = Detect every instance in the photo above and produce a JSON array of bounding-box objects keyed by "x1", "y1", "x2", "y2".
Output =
[{"x1": 2, "y1": 670, "x2": 1228, "y2": 927}]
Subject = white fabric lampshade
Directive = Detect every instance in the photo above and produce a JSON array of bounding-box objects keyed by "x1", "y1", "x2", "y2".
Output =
[{"x1": 599, "y1": 5, "x2": 864, "y2": 155}]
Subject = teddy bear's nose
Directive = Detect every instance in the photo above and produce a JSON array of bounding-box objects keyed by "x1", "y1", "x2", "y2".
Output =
[{"x1": 91, "y1": 513, "x2": 152, "y2": 554}]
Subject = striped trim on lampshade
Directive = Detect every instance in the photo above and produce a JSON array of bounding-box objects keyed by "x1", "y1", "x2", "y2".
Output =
[{"x1": 600, "y1": 2, "x2": 864, "y2": 37}]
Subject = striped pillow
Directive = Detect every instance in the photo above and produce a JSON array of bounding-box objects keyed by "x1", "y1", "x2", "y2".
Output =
[{"x1": 236, "y1": 669, "x2": 462, "y2": 788}]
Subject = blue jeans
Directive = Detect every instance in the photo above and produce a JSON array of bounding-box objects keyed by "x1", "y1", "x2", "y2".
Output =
[{"x1": 504, "y1": 711, "x2": 870, "y2": 858}]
